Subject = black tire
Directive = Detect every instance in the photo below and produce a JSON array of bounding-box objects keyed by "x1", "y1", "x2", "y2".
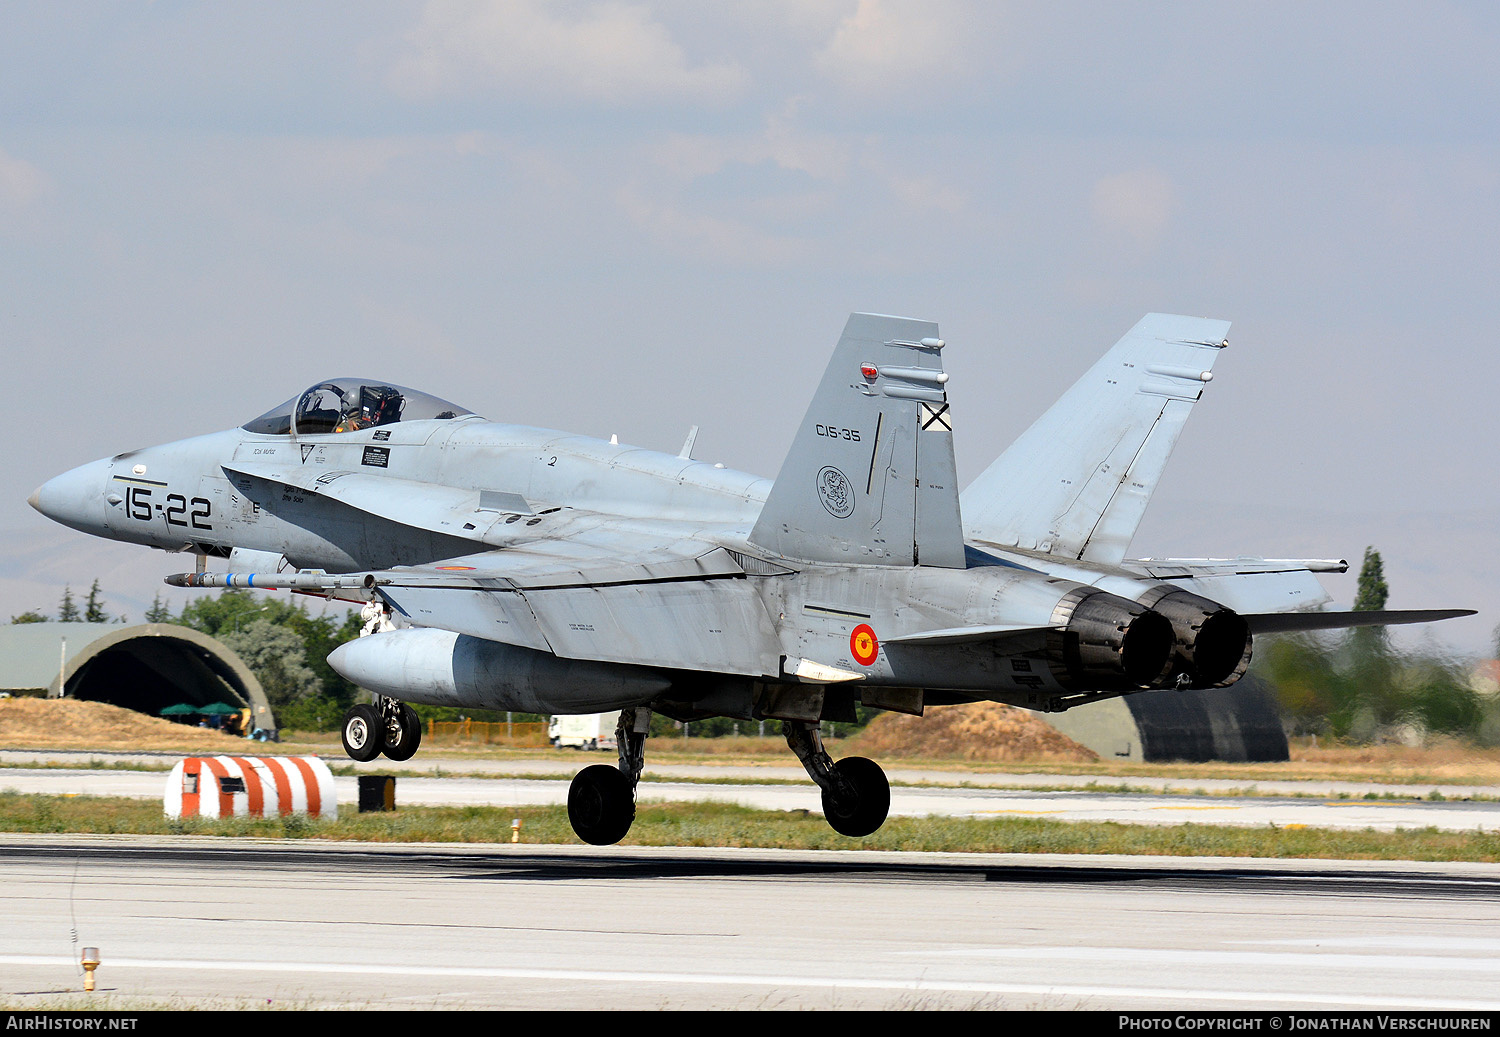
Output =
[
  {"x1": 341, "y1": 705, "x2": 384, "y2": 763},
  {"x1": 567, "y1": 764, "x2": 636, "y2": 845},
  {"x1": 821, "y1": 756, "x2": 890, "y2": 837},
  {"x1": 382, "y1": 703, "x2": 422, "y2": 762}
]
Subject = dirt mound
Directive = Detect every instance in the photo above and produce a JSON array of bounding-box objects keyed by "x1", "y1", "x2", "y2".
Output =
[
  {"x1": 0, "y1": 696, "x2": 253, "y2": 752},
  {"x1": 850, "y1": 701, "x2": 1098, "y2": 763}
]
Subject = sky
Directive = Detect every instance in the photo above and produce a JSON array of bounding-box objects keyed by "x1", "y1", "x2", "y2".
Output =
[{"x1": 1, "y1": 1, "x2": 1497, "y2": 657}]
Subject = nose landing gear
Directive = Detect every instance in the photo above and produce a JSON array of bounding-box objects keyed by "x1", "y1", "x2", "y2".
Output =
[{"x1": 339, "y1": 699, "x2": 421, "y2": 762}]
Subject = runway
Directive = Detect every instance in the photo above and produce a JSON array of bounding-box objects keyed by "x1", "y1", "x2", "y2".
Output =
[
  {"x1": 4, "y1": 750, "x2": 1500, "y2": 831},
  {"x1": 3, "y1": 836, "x2": 1500, "y2": 1011}
]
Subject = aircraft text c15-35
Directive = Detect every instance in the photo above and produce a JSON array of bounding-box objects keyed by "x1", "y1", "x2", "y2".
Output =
[{"x1": 29, "y1": 313, "x2": 1473, "y2": 844}]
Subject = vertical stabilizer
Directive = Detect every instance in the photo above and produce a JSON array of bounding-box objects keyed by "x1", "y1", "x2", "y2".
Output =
[
  {"x1": 749, "y1": 313, "x2": 965, "y2": 568},
  {"x1": 961, "y1": 313, "x2": 1230, "y2": 565}
]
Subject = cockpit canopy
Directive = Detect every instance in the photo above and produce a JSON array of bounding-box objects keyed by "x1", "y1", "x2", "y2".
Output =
[{"x1": 241, "y1": 380, "x2": 476, "y2": 436}]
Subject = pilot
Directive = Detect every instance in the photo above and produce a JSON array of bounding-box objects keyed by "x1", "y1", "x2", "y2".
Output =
[{"x1": 334, "y1": 390, "x2": 371, "y2": 433}]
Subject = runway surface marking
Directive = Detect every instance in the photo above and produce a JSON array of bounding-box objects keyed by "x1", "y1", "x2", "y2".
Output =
[
  {"x1": 3, "y1": 954, "x2": 1498, "y2": 1010},
  {"x1": 903, "y1": 945, "x2": 1500, "y2": 973}
]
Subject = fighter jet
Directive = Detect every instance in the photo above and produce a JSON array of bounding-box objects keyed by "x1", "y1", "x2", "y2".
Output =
[{"x1": 30, "y1": 312, "x2": 1471, "y2": 843}]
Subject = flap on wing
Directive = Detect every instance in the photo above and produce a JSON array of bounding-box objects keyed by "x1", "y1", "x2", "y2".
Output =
[
  {"x1": 222, "y1": 459, "x2": 540, "y2": 544},
  {"x1": 380, "y1": 543, "x2": 748, "y2": 590}
]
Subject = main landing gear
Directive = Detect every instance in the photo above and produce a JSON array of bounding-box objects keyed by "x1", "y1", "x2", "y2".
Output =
[
  {"x1": 567, "y1": 707, "x2": 649, "y2": 845},
  {"x1": 561, "y1": 711, "x2": 893, "y2": 845},
  {"x1": 340, "y1": 698, "x2": 422, "y2": 763},
  {"x1": 784, "y1": 720, "x2": 890, "y2": 837}
]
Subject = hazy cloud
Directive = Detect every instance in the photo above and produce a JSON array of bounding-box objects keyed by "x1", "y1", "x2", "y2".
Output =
[
  {"x1": 653, "y1": 102, "x2": 851, "y2": 184},
  {"x1": 1090, "y1": 168, "x2": 1174, "y2": 245},
  {"x1": 616, "y1": 185, "x2": 812, "y2": 266},
  {"x1": 814, "y1": 0, "x2": 983, "y2": 97},
  {"x1": 387, "y1": 0, "x2": 747, "y2": 105},
  {"x1": 0, "y1": 146, "x2": 49, "y2": 208}
]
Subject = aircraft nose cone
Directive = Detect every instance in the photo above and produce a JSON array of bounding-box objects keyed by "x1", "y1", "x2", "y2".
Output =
[{"x1": 30, "y1": 459, "x2": 111, "y2": 533}]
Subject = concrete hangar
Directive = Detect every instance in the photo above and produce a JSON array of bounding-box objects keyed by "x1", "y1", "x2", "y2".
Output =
[{"x1": 0, "y1": 621, "x2": 274, "y2": 736}]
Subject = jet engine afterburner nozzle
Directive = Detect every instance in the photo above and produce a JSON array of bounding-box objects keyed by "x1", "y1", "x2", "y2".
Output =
[
  {"x1": 1135, "y1": 587, "x2": 1253, "y2": 688},
  {"x1": 1046, "y1": 588, "x2": 1175, "y2": 690}
]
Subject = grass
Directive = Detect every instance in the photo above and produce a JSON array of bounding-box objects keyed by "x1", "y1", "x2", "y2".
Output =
[
  {"x1": 14, "y1": 734, "x2": 1500, "y2": 794},
  {"x1": 226, "y1": 732, "x2": 1500, "y2": 784},
  {"x1": 5, "y1": 791, "x2": 1500, "y2": 862}
]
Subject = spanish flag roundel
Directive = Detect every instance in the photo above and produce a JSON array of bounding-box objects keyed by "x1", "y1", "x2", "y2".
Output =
[{"x1": 850, "y1": 623, "x2": 879, "y2": 666}]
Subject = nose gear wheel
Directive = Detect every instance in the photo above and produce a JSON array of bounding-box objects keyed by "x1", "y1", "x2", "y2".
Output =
[{"x1": 340, "y1": 704, "x2": 384, "y2": 762}]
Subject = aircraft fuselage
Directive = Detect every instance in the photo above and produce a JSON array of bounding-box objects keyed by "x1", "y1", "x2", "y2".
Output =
[{"x1": 35, "y1": 414, "x2": 1256, "y2": 711}]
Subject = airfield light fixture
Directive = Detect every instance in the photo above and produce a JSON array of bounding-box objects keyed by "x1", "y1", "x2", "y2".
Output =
[{"x1": 81, "y1": 947, "x2": 100, "y2": 992}]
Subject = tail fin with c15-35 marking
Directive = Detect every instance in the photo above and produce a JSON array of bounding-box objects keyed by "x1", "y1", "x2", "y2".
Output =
[{"x1": 749, "y1": 312, "x2": 965, "y2": 568}]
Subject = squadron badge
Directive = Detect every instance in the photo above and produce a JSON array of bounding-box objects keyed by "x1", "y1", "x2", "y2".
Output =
[{"x1": 816, "y1": 465, "x2": 855, "y2": 519}]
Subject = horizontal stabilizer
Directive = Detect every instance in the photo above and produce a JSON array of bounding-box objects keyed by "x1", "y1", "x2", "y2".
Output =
[
  {"x1": 1245, "y1": 609, "x2": 1475, "y2": 634},
  {"x1": 1129, "y1": 558, "x2": 1350, "y2": 577}
]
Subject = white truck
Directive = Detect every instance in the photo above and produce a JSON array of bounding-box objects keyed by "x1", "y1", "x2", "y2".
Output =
[{"x1": 548, "y1": 712, "x2": 621, "y2": 750}]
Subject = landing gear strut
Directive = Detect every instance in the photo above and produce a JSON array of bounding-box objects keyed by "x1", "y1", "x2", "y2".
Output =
[
  {"x1": 566, "y1": 707, "x2": 650, "y2": 845},
  {"x1": 341, "y1": 598, "x2": 420, "y2": 764},
  {"x1": 785, "y1": 721, "x2": 890, "y2": 837},
  {"x1": 340, "y1": 698, "x2": 421, "y2": 763}
]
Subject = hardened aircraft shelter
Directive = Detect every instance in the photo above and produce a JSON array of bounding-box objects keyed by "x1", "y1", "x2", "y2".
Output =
[{"x1": 0, "y1": 622, "x2": 272, "y2": 735}]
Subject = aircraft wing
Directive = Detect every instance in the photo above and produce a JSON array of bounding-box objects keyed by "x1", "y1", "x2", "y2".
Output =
[{"x1": 174, "y1": 528, "x2": 787, "y2": 679}]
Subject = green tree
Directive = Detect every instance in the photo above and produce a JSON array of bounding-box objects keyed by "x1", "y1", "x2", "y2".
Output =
[
  {"x1": 1353, "y1": 547, "x2": 1389, "y2": 612},
  {"x1": 218, "y1": 619, "x2": 319, "y2": 715},
  {"x1": 10, "y1": 610, "x2": 48, "y2": 624},
  {"x1": 176, "y1": 589, "x2": 364, "y2": 729},
  {"x1": 1348, "y1": 546, "x2": 1391, "y2": 659},
  {"x1": 144, "y1": 593, "x2": 172, "y2": 623},
  {"x1": 57, "y1": 586, "x2": 80, "y2": 622},
  {"x1": 83, "y1": 579, "x2": 109, "y2": 623}
]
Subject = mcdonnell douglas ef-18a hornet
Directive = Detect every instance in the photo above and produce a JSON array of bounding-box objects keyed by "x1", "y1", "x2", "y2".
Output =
[{"x1": 30, "y1": 313, "x2": 1472, "y2": 843}]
